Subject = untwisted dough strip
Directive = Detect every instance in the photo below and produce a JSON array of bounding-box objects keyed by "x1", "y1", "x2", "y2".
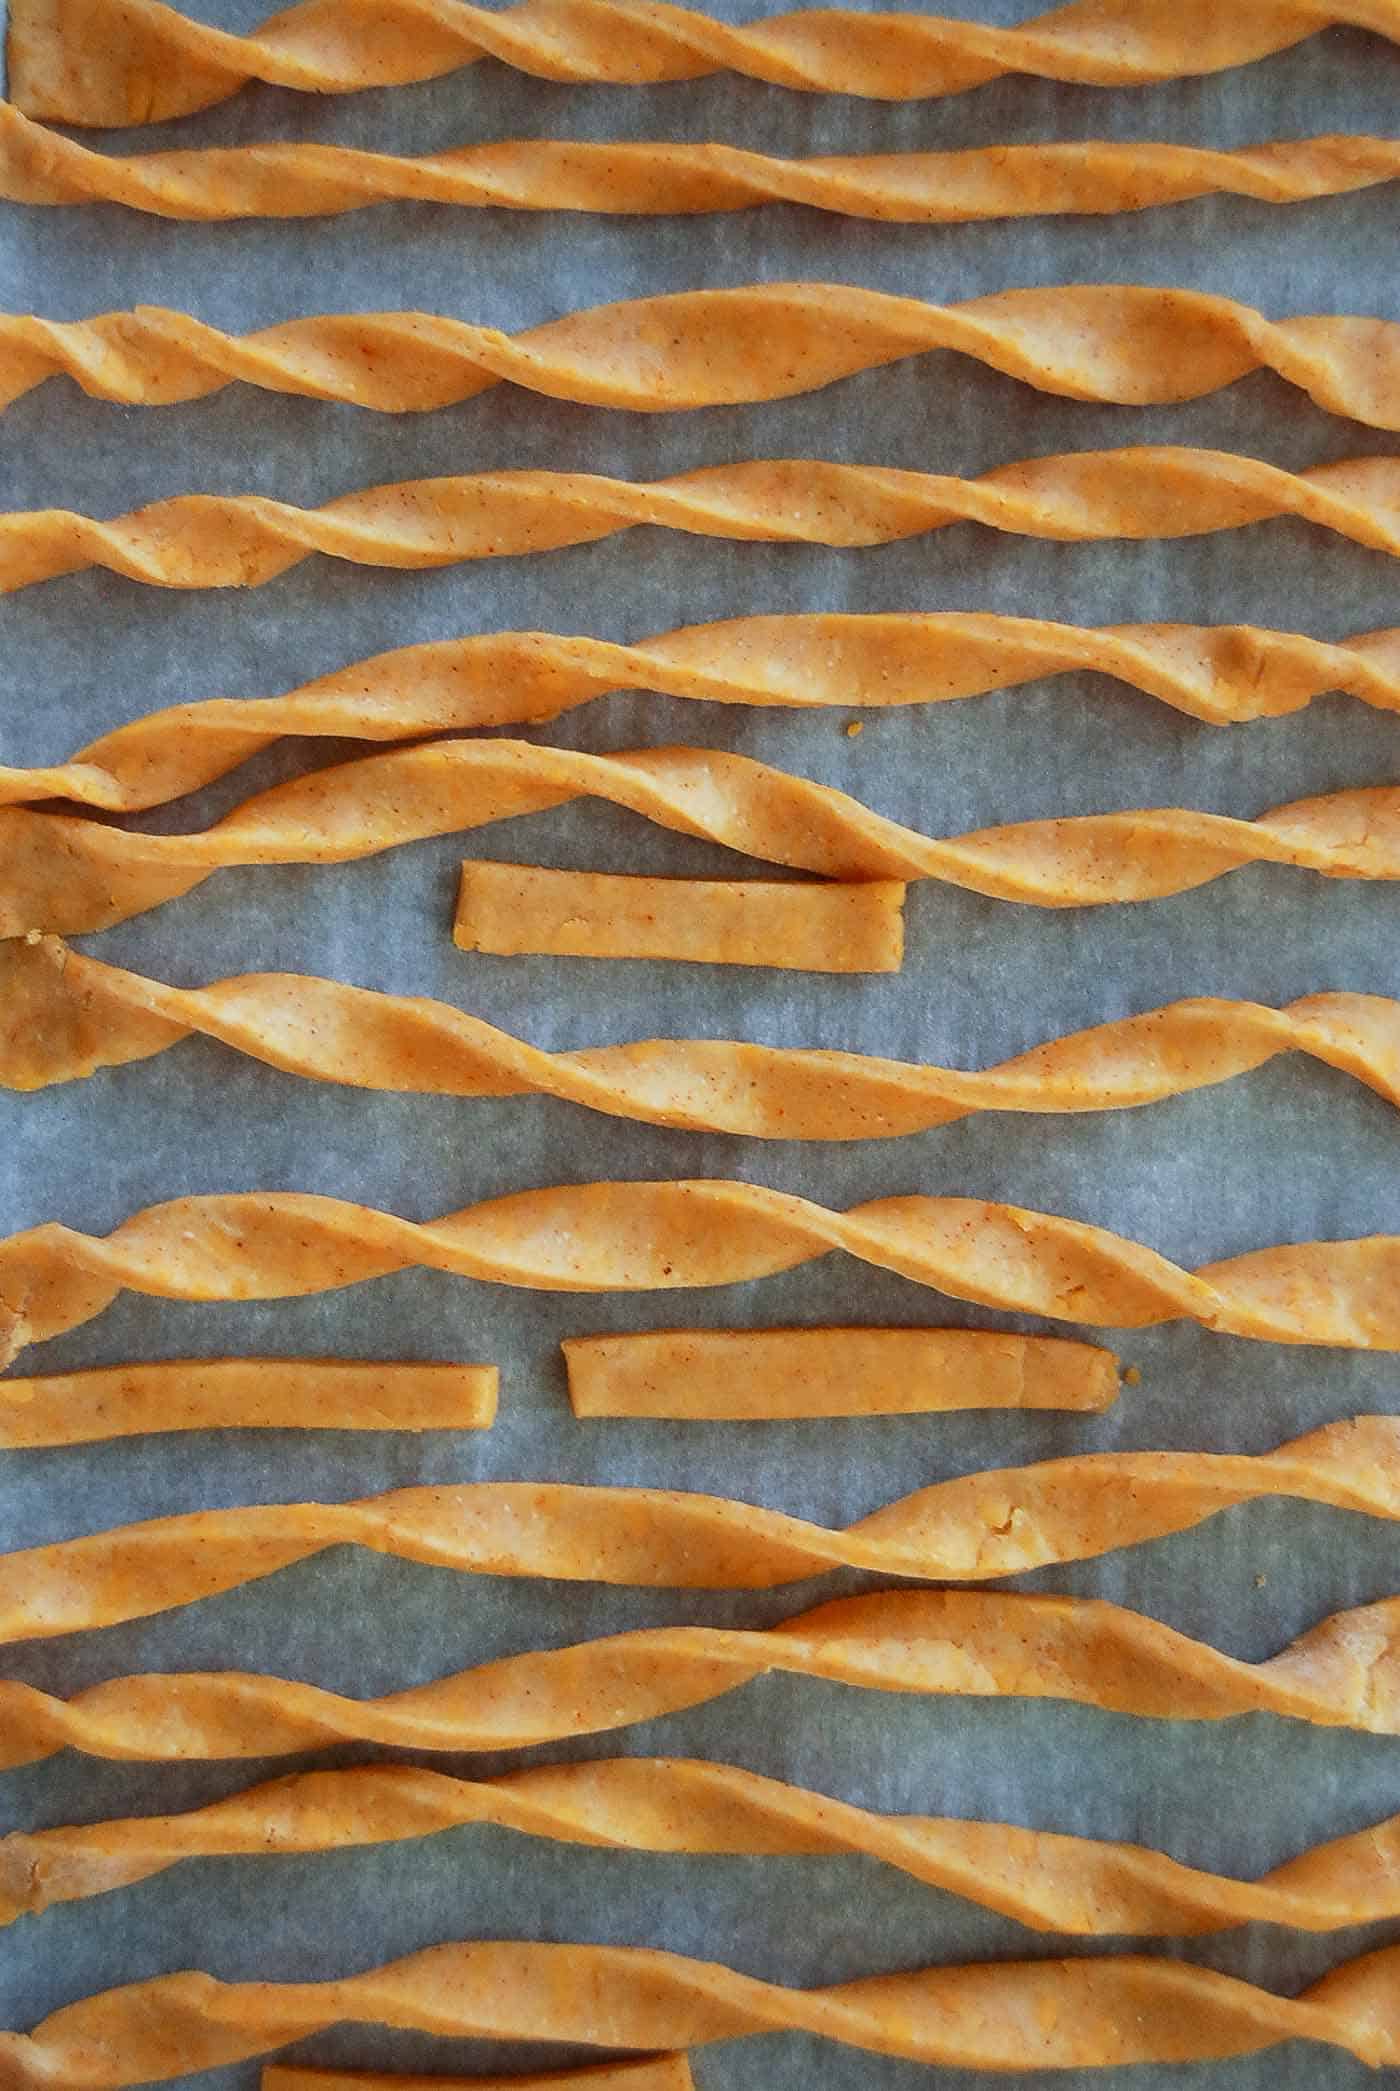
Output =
[
  {"x1": 9, "y1": 0, "x2": 1400, "y2": 124},
  {"x1": 3, "y1": 1933, "x2": 1400, "y2": 2084},
  {"x1": 4, "y1": 107, "x2": 1398, "y2": 230},
  {"x1": 9, "y1": 937, "x2": 1400, "y2": 1143},
  {"x1": 0, "y1": 1358, "x2": 498, "y2": 1447},
  {"x1": 564, "y1": 1327, "x2": 1120, "y2": 1417},
  {"x1": 3, "y1": 446, "x2": 1398, "y2": 595},
  {"x1": 5, "y1": 280, "x2": 1400, "y2": 424},
  {"x1": 8, "y1": 1752, "x2": 1400, "y2": 1937},
  {"x1": 3, "y1": 614, "x2": 1400, "y2": 818},
  {"x1": 3, "y1": 1419, "x2": 1397, "y2": 1641},
  {"x1": 3, "y1": 1584, "x2": 1400, "y2": 1772},
  {"x1": 263, "y1": 2069, "x2": 692, "y2": 2091},
  {"x1": 3, "y1": 1180, "x2": 1400, "y2": 1367}
]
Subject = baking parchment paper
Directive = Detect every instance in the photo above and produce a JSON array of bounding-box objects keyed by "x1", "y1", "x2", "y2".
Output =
[{"x1": 1, "y1": 5, "x2": 1398, "y2": 2083}]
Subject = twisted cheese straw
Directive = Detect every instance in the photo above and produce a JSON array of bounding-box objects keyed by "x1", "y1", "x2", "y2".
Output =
[
  {"x1": 3, "y1": 1584, "x2": 1400, "y2": 1772},
  {"x1": 9, "y1": 1753, "x2": 1400, "y2": 1936},
  {"x1": 3, "y1": 447, "x2": 1398, "y2": 595},
  {"x1": 0, "y1": 1359, "x2": 499, "y2": 1447},
  {"x1": 3, "y1": 614, "x2": 1400, "y2": 818},
  {"x1": 5, "y1": 107, "x2": 1398, "y2": 228},
  {"x1": 3, "y1": 1935, "x2": 1400, "y2": 2085},
  {"x1": 265, "y1": 2068, "x2": 691, "y2": 2091},
  {"x1": 9, "y1": 0, "x2": 1400, "y2": 124},
  {"x1": 4, "y1": 739, "x2": 1400, "y2": 938},
  {"x1": 4, "y1": 1419, "x2": 1398, "y2": 1642},
  {"x1": 3, "y1": 284, "x2": 1399, "y2": 421},
  {"x1": 3, "y1": 1180, "x2": 1400, "y2": 1368},
  {"x1": 9, "y1": 937, "x2": 1400, "y2": 1142}
]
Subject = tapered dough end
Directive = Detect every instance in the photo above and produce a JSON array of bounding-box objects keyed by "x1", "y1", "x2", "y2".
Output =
[
  {"x1": 262, "y1": 2061, "x2": 695, "y2": 2091},
  {"x1": 563, "y1": 1325, "x2": 1121, "y2": 1418},
  {"x1": 0, "y1": 1358, "x2": 499, "y2": 1447},
  {"x1": 454, "y1": 861, "x2": 906, "y2": 972}
]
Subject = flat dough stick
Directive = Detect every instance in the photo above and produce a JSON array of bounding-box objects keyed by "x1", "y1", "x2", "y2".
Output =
[
  {"x1": 5, "y1": 1179, "x2": 1400, "y2": 1369},
  {"x1": 454, "y1": 864, "x2": 904, "y2": 971},
  {"x1": 4, "y1": 737, "x2": 1400, "y2": 938},
  {"x1": 0, "y1": 1358, "x2": 497, "y2": 1448},
  {"x1": 10, "y1": 937, "x2": 1400, "y2": 1135},
  {"x1": 3, "y1": 1585, "x2": 1400, "y2": 1771},
  {"x1": 1, "y1": 1935, "x2": 1398, "y2": 2084},
  {"x1": 2, "y1": 446, "x2": 1396, "y2": 596},
  {"x1": 264, "y1": 2066, "x2": 693, "y2": 2091},
  {"x1": 2, "y1": 282, "x2": 1398, "y2": 426},
  {"x1": 9, "y1": 1755, "x2": 1400, "y2": 1937},
  {"x1": 2, "y1": 1416, "x2": 1397, "y2": 1638},
  {"x1": 4, "y1": 614, "x2": 1398, "y2": 817},
  {"x1": 8, "y1": 0, "x2": 1394, "y2": 123},
  {"x1": 565, "y1": 1328, "x2": 1119, "y2": 1415}
]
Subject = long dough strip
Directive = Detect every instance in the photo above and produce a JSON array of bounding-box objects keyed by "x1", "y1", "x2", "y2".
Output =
[
  {"x1": 5, "y1": 280, "x2": 1400, "y2": 424},
  {"x1": 3, "y1": 1584, "x2": 1400, "y2": 1772},
  {"x1": 3, "y1": 1419, "x2": 1397, "y2": 1641},
  {"x1": 3, "y1": 1179, "x2": 1400, "y2": 1366},
  {"x1": 9, "y1": 938, "x2": 1400, "y2": 1143},
  {"x1": 4, "y1": 614, "x2": 1400, "y2": 818},
  {"x1": 3, "y1": 738, "x2": 1399, "y2": 938},
  {"x1": 4, "y1": 446, "x2": 1398, "y2": 595},
  {"x1": 5, "y1": 109, "x2": 1397, "y2": 229},
  {"x1": 9, "y1": 0, "x2": 1399, "y2": 124},
  {"x1": 564, "y1": 1328, "x2": 1120, "y2": 1417},
  {"x1": 264, "y1": 2069, "x2": 692, "y2": 2091},
  {"x1": 9, "y1": 1752, "x2": 1400, "y2": 1936},
  {"x1": 3, "y1": 1934, "x2": 1400, "y2": 2084},
  {"x1": 0, "y1": 1358, "x2": 498, "y2": 1447}
]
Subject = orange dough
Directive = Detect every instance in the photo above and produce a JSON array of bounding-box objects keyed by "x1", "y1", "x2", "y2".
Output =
[
  {"x1": 2, "y1": 282, "x2": 1398, "y2": 425},
  {"x1": 3, "y1": 741, "x2": 1400, "y2": 939},
  {"x1": 454, "y1": 863, "x2": 904, "y2": 971},
  {"x1": 0, "y1": 1936, "x2": 1398, "y2": 2083},
  {"x1": 6, "y1": 1755, "x2": 1400, "y2": 1935},
  {"x1": 8, "y1": 0, "x2": 1394, "y2": 122},
  {"x1": 262, "y1": 2067, "x2": 693, "y2": 2091},
  {"x1": 2, "y1": 614, "x2": 1397, "y2": 816},
  {"x1": 565, "y1": 1328, "x2": 1119, "y2": 1416},
  {"x1": 0, "y1": 1358, "x2": 497, "y2": 1447},
  {"x1": 1, "y1": 1418, "x2": 1396, "y2": 1640},
  {"x1": 2, "y1": 447, "x2": 1396, "y2": 595}
]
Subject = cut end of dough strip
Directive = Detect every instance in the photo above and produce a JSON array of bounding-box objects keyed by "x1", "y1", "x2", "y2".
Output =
[
  {"x1": 563, "y1": 1326, "x2": 1121, "y2": 1416},
  {"x1": 0, "y1": 1358, "x2": 498, "y2": 1448},
  {"x1": 262, "y1": 2065, "x2": 694, "y2": 2091},
  {"x1": 454, "y1": 862, "x2": 906, "y2": 971}
]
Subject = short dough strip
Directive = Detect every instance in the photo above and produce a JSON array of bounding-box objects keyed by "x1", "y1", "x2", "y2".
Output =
[
  {"x1": 4, "y1": 1178, "x2": 1400, "y2": 1366},
  {"x1": 7, "y1": 1753, "x2": 1400, "y2": 1936},
  {"x1": 9, "y1": 937, "x2": 1400, "y2": 1140},
  {"x1": 3, "y1": 1584, "x2": 1400, "y2": 1772},
  {"x1": 4, "y1": 281, "x2": 1400, "y2": 426},
  {"x1": 9, "y1": 0, "x2": 1399, "y2": 124},
  {"x1": 3, "y1": 446, "x2": 1397, "y2": 595},
  {"x1": 0, "y1": 1358, "x2": 498, "y2": 1448},
  {"x1": 3, "y1": 1934, "x2": 1400, "y2": 2083},
  {"x1": 2, "y1": 1418, "x2": 1396, "y2": 1640},
  {"x1": 3, "y1": 739, "x2": 1400, "y2": 938},
  {"x1": 5, "y1": 613, "x2": 1398, "y2": 818}
]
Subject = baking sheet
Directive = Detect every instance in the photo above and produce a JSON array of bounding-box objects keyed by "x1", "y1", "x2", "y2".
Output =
[{"x1": 1, "y1": 4, "x2": 1399, "y2": 2083}]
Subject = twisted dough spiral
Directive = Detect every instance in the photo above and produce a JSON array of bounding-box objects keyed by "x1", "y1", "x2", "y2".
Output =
[
  {"x1": 3, "y1": 1585, "x2": 1400, "y2": 1772},
  {"x1": 4, "y1": 614, "x2": 1400, "y2": 817},
  {"x1": 4, "y1": 447, "x2": 1398, "y2": 594},
  {"x1": 3, "y1": 107, "x2": 1398, "y2": 230},
  {"x1": 0, "y1": 1358, "x2": 498, "y2": 1447},
  {"x1": 3, "y1": 1179, "x2": 1400, "y2": 1366},
  {"x1": 3, "y1": 739, "x2": 1399, "y2": 937},
  {"x1": 9, "y1": 937, "x2": 1400, "y2": 1142},
  {"x1": 2, "y1": 1935, "x2": 1400, "y2": 2084},
  {"x1": 3, "y1": 283, "x2": 1399, "y2": 422},
  {"x1": 4, "y1": 1419, "x2": 1397, "y2": 1641},
  {"x1": 9, "y1": 0, "x2": 1399, "y2": 124},
  {"x1": 8, "y1": 1751, "x2": 1400, "y2": 1935}
]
